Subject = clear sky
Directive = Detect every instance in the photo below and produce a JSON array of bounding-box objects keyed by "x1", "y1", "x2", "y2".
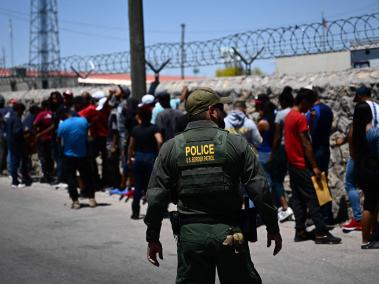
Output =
[{"x1": 0, "y1": 0, "x2": 378, "y2": 76}]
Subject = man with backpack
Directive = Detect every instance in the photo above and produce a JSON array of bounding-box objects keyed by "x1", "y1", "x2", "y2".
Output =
[{"x1": 224, "y1": 100, "x2": 262, "y2": 148}]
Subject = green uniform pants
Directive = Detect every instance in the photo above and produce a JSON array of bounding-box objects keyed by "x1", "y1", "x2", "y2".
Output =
[{"x1": 176, "y1": 223, "x2": 261, "y2": 284}]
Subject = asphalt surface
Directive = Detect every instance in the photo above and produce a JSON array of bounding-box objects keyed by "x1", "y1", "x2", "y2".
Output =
[{"x1": 0, "y1": 177, "x2": 377, "y2": 284}]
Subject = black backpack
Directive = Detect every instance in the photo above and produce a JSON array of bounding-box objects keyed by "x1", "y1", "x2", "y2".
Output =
[
  {"x1": 354, "y1": 102, "x2": 379, "y2": 190},
  {"x1": 354, "y1": 156, "x2": 379, "y2": 190}
]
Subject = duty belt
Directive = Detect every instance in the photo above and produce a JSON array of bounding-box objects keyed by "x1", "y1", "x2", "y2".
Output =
[{"x1": 179, "y1": 213, "x2": 240, "y2": 226}]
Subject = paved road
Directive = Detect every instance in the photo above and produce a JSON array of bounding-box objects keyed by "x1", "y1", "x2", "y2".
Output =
[{"x1": 0, "y1": 177, "x2": 377, "y2": 284}]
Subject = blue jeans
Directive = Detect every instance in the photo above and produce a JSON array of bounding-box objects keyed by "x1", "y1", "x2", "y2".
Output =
[
  {"x1": 7, "y1": 149, "x2": 11, "y2": 174},
  {"x1": 258, "y1": 151, "x2": 272, "y2": 188},
  {"x1": 9, "y1": 146, "x2": 28, "y2": 185},
  {"x1": 132, "y1": 152, "x2": 156, "y2": 215},
  {"x1": 53, "y1": 141, "x2": 63, "y2": 181},
  {"x1": 37, "y1": 140, "x2": 54, "y2": 180},
  {"x1": 345, "y1": 158, "x2": 362, "y2": 221},
  {"x1": 270, "y1": 145, "x2": 287, "y2": 205},
  {"x1": 0, "y1": 138, "x2": 6, "y2": 173}
]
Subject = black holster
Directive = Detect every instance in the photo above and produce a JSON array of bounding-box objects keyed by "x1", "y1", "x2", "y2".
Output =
[
  {"x1": 169, "y1": 211, "x2": 180, "y2": 237},
  {"x1": 241, "y1": 198, "x2": 258, "y2": 242}
]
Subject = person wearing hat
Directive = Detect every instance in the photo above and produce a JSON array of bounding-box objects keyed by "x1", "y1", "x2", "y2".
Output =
[
  {"x1": 138, "y1": 94, "x2": 155, "y2": 108},
  {"x1": 338, "y1": 86, "x2": 379, "y2": 232},
  {"x1": 63, "y1": 90, "x2": 74, "y2": 110},
  {"x1": 144, "y1": 87, "x2": 282, "y2": 283},
  {"x1": 354, "y1": 86, "x2": 379, "y2": 127}
]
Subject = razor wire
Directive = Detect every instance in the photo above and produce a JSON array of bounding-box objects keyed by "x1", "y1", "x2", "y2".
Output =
[{"x1": 7, "y1": 12, "x2": 379, "y2": 75}]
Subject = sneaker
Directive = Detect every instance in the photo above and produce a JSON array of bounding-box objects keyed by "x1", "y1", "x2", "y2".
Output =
[
  {"x1": 23, "y1": 179, "x2": 33, "y2": 186},
  {"x1": 89, "y1": 198, "x2": 97, "y2": 208},
  {"x1": 54, "y1": 183, "x2": 68, "y2": 190},
  {"x1": 17, "y1": 183, "x2": 26, "y2": 188},
  {"x1": 294, "y1": 230, "x2": 315, "y2": 242},
  {"x1": 71, "y1": 200, "x2": 80, "y2": 209},
  {"x1": 110, "y1": 188, "x2": 123, "y2": 195},
  {"x1": 278, "y1": 207, "x2": 294, "y2": 223},
  {"x1": 50, "y1": 179, "x2": 59, "y2": 186},
  {"x1": 361, "y1": 241, "x2": 379, "y2": 249},
  {"x1": 342, "y1": 219, "x2": 362, "y2": 232},
  {"x1": 40, "y1": 177, "x2": 52, "y2": 184},
  {"x1": 11, "y1": 184, "x2": 18, "y2": 189},
  {"x1": 315, "y1": 232, "x2": 342, "y2": 244}
]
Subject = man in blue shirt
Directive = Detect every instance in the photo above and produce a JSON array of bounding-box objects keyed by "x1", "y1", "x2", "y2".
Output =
[
  {"x1": 57, "y1": 108, "x2": 97, "y2": 209},
  {"x1": 6, "y1": 103, "x2": 28, "y2": 188},
  {"x1": 0, "y1": 95, "x2": 12, "y2": 175},
  {"x1": 306, "y1": 90, "x2": 334, "y2": 226}
]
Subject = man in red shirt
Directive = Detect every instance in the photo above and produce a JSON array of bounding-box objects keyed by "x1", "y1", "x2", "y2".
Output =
[
  {"x1": 33, "y1": 100, "x2": 54, "y2": 183},
  {"x1": 78, "y1": 93, "x2": 111, "y2": 189},
  {"x1": 284, "y1": 88, "x2": 341, "y2": 244}
]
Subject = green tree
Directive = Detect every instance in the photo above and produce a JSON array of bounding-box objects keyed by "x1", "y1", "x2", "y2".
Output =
[
  {"x1": 215, "y1": 67, "x2": 244, "y2": 77},
  {"x1": 215, "y1": 66, "x2": 264, "y2": 77}
]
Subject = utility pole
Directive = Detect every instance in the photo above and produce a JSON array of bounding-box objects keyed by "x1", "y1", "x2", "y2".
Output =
[
  {"x1": 128, "y1": 0, "x2": 146, "y2": 101},
  {"x1": 29, "y1": 0, "x2": 61, "y2": 89},
  {"x1": 321, "y1": 12, "x2": 326, "y2": 52},
  {"x1": 180, "y1": 23, "x2": 185, "y2": 80},
  {"x1": 1, "y1": 47, "x2": 5, "y2": 67},
  {"x1": 9, "y1": 19, "x2": 14, "y2": 67}
]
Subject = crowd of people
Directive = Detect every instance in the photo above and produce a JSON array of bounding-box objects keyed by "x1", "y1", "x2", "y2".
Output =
[{"x1": 0, "y1": 83, "x2": 378, "y2": 249}]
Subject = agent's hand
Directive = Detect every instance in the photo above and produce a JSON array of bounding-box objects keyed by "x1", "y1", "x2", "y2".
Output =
[
  {"x1": 147, "y1": 242, "x2": 163, "y2": 267},
  {"x1": 267, "y1": 233, "x2": 282, "y2": 256}
]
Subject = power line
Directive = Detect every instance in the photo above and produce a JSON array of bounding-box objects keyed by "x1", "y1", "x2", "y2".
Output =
[
  {"x1": 0, "y1": 10, "x2": 129, "y2": 42},
  {"x1": 60, "y1": 27, "x2": 128, "y2": 41},
  {"x1": 1, "y1": 4, "x2": 378, "y2": 38}
]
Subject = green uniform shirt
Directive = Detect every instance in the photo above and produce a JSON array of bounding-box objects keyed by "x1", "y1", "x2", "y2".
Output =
[{"x1": 144, "y1": 120, "x2": 279, "y2": 242}]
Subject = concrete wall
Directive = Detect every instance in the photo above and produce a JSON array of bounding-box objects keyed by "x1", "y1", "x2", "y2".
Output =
[
  {"x1": 0, "y1": 77, "x2": 78, "y2": 93},
  {"x1": 276, "y1": 51, "x2": 351, "y2": 75},
  {"x1": 2, "y1": 68, "x2": 379, "y2": 222}
]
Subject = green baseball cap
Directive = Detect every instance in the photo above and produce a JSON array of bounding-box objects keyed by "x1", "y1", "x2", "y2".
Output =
[{"x1": 186, "y1": 87, "x2": 232, "y2": 115}]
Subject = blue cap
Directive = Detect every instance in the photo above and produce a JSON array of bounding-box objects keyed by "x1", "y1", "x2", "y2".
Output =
[{"x1": 354, "y1": 86, "x2": 371, "y2": 102}]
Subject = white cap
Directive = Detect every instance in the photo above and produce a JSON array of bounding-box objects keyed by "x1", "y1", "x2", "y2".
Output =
[
  {"x1": 138, "y1": 94, "x2": 155, "y2": 107},
  {"x1": 96, "y1": 97, "x2": 108, "y2": 111},
  {"x1": 304, "y1": 84, "x2": 313, "y2": 90},
  {"x1": 92, "y1": 90, "x2": 106, "y2": 100}
]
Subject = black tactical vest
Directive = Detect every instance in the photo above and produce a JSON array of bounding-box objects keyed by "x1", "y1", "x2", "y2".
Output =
[{"x1": 174, "y1": 126, "x2": 240, "y2": 215}]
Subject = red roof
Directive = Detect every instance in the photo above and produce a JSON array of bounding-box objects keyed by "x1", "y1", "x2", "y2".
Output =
[
  {"x1": 86, "y1": 73, "x2": 203, "y2": 81},
  {"x1": 0, "y1": 69, "x2": 204, "y2": 81}
]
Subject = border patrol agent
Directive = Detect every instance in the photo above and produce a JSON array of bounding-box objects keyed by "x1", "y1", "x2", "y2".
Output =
[{"x1": 144, "y1": 88, "x2": 282, "y2": 284}]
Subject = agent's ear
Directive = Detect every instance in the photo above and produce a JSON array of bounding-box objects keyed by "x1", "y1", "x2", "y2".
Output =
[{"x1": 208, "y1": 105, "x2": 217, "y2": 118}]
